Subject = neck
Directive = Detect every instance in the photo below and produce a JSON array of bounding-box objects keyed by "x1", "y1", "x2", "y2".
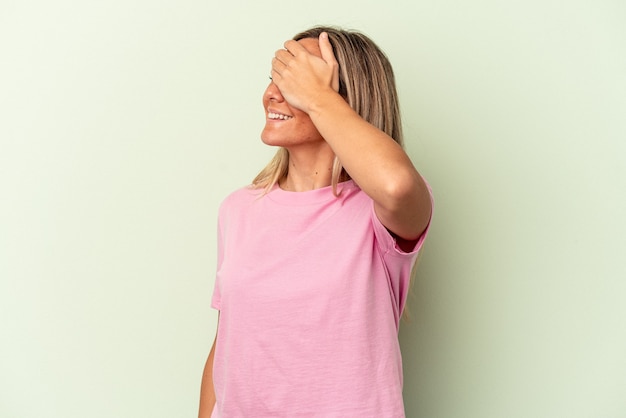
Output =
[{"x1": 280, "y1": 143, "x2": 335, "y2": 192}]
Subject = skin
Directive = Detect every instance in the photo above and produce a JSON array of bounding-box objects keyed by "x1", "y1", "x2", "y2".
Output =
[
  {"x1": 198, "y1": 333, "x2": 217, "y2": 418},
  {"x1": 199, "y1": 33, "x2": 431, "y2": 418}
]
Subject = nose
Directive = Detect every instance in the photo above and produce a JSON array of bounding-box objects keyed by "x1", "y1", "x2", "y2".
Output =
[{"x1": 264, "y1": 81, "x2": 284, "y2": 102}]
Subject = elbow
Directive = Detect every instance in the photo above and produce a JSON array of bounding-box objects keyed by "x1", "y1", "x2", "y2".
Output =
[
  {"x1": 381, "y1": 170, "x2": 432, "y2": 239},
  {"x1": 382, "y1": 169, "x2": 425, "y2": 211}
]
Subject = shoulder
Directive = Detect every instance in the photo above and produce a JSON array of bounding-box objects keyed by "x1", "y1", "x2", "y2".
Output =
[{"x1": 219, "y1": 185, "x2": 263, "y2": 210}]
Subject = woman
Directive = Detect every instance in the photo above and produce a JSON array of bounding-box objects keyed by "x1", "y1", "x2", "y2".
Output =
[{"x1": 198, "y1": 26, "x2": 433, "y2": 418}]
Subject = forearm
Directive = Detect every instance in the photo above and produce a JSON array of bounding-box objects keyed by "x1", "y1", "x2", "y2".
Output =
[{"x1": 198, "y1": 336, "x2": 217, "y2": 418}]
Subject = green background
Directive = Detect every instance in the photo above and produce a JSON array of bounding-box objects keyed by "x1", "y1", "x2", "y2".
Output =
[{"x1": 1, "y1": 0, "x2": 624, "y2": 417}]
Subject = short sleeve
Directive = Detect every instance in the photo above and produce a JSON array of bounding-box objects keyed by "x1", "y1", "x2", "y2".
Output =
[{"x1": 369, "y1": 184, "x2": 434, "y2": 320}]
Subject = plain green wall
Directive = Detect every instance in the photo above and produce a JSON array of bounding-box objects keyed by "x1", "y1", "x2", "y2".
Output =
[{"x1": 1, "y1": 1, "x2": 624, "y2": 417}]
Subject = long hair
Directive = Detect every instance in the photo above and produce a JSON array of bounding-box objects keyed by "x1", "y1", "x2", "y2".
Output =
[{"x1": 252, "y1": 26, "x2": 403, "y2": 194}]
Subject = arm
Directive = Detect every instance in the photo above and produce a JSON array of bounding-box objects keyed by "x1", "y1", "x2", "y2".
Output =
[
  {"x1": 308, "y1": 91, "x2": 431, "y2": 242},
  {"x1": 198, "y1": 333, "x2": 217, "y2": 418},
  {"x1": 271, "y1": 33, "x2": 431, "y2": 242}
]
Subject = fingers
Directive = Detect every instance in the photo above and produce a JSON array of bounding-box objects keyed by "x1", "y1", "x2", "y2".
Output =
[
  {"x1": 271, "y1": 41, "x2": 310, "y2": 80},
  {"x1": 283, "y1": 39, "x2": 306, "y2": 56},
  {"x1": 271, "y1": 49, "x2": 291, "y2": 81},
  {"x1": 272, "y1": 41, "x2": 306, "y2": 75},
  {"x1": 274, "y1": 49, "x2": 293, "y2": 67},
  {"x1": 318, "y1": 32, "x2": 337, "y2": 66},
  {"x1": 318, "y1": 32, "x2": 340, "y2": 92}
]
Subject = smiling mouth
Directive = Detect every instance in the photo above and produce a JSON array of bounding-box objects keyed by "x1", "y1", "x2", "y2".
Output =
[{"x1": 267, "y1": 112, "x2": 293, "y2": 120}]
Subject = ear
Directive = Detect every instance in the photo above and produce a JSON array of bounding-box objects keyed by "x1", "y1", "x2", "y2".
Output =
[{"x1": 319, "y1": 32, "x2": 340, "y2": 92}]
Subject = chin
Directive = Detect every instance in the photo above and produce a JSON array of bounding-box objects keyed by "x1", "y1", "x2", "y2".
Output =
[
  {"x1": 260, "y1": 128, "x2": 292, "y2": 147},
  {"x1": 260, "y1": 131, "x2": 281, "y2": 147}
]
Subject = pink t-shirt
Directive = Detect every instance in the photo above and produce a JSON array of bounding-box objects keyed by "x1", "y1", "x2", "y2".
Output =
[{"x1": 211, "y1": 180, "x2": 432, "y2": 418}]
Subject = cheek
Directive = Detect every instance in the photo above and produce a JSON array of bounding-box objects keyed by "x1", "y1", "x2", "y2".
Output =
[{"x1": 295, "y1": 119, "x2": 324, "y2": 141}]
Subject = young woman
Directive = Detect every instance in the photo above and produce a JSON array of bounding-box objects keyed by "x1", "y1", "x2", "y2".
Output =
[{"x1": 198, "y1": 26, "x2": 433, "y2": 418}]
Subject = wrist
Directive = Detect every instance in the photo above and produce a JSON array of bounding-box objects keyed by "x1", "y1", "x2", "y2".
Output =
[{"x1": 308, "y1": 89, "x2": 348, "y2": 119}]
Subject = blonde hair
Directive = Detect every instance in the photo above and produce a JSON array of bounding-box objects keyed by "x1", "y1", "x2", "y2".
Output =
[{"x1": 252, "y1": 26, "x2": 403, "y2": 194}]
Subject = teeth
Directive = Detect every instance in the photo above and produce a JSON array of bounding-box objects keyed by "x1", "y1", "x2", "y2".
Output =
[{"x1": 268, "y1": 112, "x2": 293, "y2": 120}]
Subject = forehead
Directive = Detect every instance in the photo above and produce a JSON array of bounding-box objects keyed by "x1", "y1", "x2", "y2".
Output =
[{"x1": 297, "y1": 37, "x2": 322, "y2": 58}]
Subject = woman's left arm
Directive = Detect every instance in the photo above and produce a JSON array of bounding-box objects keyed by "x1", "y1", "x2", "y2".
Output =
[{"x1": 272, "y1": 34, "x2": 431, "y2": 241}]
